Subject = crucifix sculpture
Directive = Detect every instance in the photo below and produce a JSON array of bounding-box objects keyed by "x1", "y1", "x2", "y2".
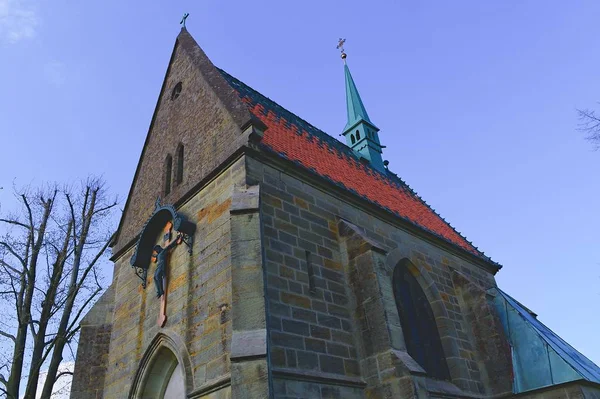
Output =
[
  {"x1": 152, "y1": 222, "x2": 183, "y2": 327},
  {"x1": 130, "y1": 199, "x2": 196, "y2": 326}
]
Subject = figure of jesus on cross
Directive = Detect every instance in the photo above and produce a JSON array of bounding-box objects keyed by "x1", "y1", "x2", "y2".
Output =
[{"x1": 152, "y1": 223, "x2": 182, "y2": 327}]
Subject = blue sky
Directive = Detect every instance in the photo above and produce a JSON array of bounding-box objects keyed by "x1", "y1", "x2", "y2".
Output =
[{"x1": 1, "y1": 0, "x2": 599, "y2": 367}]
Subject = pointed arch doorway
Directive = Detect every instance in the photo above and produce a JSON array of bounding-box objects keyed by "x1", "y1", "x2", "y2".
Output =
[
  {"x1": 129, "y1": 333, "x2": 193, "y2": 399},
  {"x1": 140, "y1": 347, "x2": 185, "y2": 398}
]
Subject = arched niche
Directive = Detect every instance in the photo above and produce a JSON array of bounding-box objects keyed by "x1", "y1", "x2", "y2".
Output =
[
  {"x1": 129, "y1": 332, "x2": 194, "y2": 399},
  {"x1": 130, "y1": 198, "x2": 196, "y2": 288}
]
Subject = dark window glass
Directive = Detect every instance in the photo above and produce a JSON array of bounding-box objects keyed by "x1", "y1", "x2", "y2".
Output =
[
  {"x1": 356, "y1": 130, "x2": 361, "y2": 140},
  {"x1": 165, "y1": 155, "x2": 172, "y2": 195},
  {"x1": 351, "y1": 134, "x2": 356, "y2": 144},
  {"x1": 393, "y1": 262, "x2": 451, "y2": 380}
]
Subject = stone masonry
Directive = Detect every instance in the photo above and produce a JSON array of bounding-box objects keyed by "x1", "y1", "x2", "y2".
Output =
[
  {"x1": 105, "y1": 157, "x2": 246, "y2": 398},
  {"x1": 246, "y1": 156, "x2": 506, "y2": 399},
  {"x1": 71, "y1": 27, "x2": 600, "y2": 399}
]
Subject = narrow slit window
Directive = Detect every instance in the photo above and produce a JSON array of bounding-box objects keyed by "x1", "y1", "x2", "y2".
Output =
[
  {"x1": 356, "y1": 130, "x2": 361, "y2": 140},
  {"x1": 351, "y1": 134, "x2": 356, "y2": 145},
  {"x1": 165, "y1": 155, "x2": 173, "y2": 195},
  {"x1": 306, "y1": 251, "x2": 316, "y2": 294},
  {"x1": 176, "y1": 144, "x2": 184, "y2": 185}
]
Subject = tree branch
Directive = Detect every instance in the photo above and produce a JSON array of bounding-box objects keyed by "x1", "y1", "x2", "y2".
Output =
[
  {"x1": 577, "y1": 107, "x2": 600, "y2": 149},
  {"x1": 91, "y1": 202, "x2": 118, "y2": 216},
  {"x1": 0, "y1": 331, "x2": 16, "y2": 343},
  {"x1": 0, "y1": 218, "x2": 30, "y2": 230},
  {"x1": 0, "y1": 242, "x2": 26, "y2": 269},
  {"x1": 55, "y1": 371, "x2": 73, "y2": 380},
  {"x1": 0, "y1": 258, "x2": 23, "y2": 277}
]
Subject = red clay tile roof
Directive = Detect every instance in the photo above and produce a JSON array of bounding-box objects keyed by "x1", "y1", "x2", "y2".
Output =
[{"x1": 219, "y1": 69, "x2": 492, "y2": 262}]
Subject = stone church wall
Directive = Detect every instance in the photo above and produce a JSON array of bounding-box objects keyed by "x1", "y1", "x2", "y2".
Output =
[
  {"x1": 247, "y1": 156, "x2": 500, "y2": 398},
  {"x1": 70, "y1": 285, "x2": 115, "y2": 398},
  {"x1": 102, "y1": 157, "x2": 246, "y2": 398}
]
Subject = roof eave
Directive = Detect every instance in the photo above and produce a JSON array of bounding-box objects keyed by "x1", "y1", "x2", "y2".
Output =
[{"x1": 252, "y1": 146, "x2": 502, "y2": 274}]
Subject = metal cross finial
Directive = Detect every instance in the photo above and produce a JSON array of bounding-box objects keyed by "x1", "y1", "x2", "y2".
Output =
[
  {"x1": 336, "y1": 38, "x2": 347, "y2": 62},
  {"x1": 180, "y1": 12, "x2": 189, "y2": 28}
]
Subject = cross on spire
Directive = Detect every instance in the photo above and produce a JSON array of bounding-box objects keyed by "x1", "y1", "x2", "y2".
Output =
[
  {"x1": 337, "y1": 38, "x2": 347, "y2": 62},
  {"x1": 180, "y1": 12, "x2": 189, "y2": 28}
]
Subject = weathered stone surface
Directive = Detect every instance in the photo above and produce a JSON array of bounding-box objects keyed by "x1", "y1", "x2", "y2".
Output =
[
  {"x1": 84, "y1": 156, "x2": 245, "y2": 398},
  {"x1": 230, "y1": 329, "x2": 267, "y2": 360},
  {"x1": 231, "y1": 360, "x2": 269, "y2": 398},
  {"x1": 231, "y1": 185, "x2": 260, "y2": 213},
  {"x1": 452, "y1": 270, "x2": 513, "y2": 395},
  {"x1": 71, "y1": 285, "x2": 115, "y2": 398}
]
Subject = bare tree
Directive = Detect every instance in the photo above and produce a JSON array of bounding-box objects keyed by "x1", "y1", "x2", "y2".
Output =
[
  {"x1": 577, "y1": 106, "x2": 600, "y2": 150},
  {"x1": 0, "y1": 178, "x2": 116, "y2": 399}
]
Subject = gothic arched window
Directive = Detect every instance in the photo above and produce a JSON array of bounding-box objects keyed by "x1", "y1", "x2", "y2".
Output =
[
  {"x1": 393, "y1": 261, "x2": 450, "y2": 380},
  {"x1": 165, "y1": 155, "x2": 173, "y2": 195},
  {"x1": 176, "y1": 144, "x2": 184, "y2": 185}
]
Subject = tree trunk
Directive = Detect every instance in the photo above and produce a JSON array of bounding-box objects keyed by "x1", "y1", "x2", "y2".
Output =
[
  {"x1": 23, "y1": 222, "x2": 72, "y2": 399},
  {"x1": 6, "y1": 197, "x2": 53, "y2": 399},
  {"x1": 40, "y1": 189, "x2": 95, "y2": 399}
]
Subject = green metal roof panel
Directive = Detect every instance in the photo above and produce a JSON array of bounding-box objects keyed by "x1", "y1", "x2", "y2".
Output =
[{"x1": 490, "y1": 288, "x2": 600, "y2": 393}]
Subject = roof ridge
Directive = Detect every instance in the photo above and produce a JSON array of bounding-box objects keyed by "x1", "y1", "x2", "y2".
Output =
[{"x1": 217, "y1": 68, "x2": 363, "y2": 160}]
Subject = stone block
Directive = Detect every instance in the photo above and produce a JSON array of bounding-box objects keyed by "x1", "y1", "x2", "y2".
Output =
[
  {"x1": 297, "y1": 350, "x2": 319, "y2": 370},
  {"x1": 317, "y1": 314, "x2": 342, "y2": 329},
  {"x1": 327, "y1": 342, "x2": 350, "y2": 358},
  {"x1": 319, "y1": 354, "x2": 345, "y2": 375},
  {"x1": 286, "y1": 349, "x2": 298, "y2": 367},
  {"x1": 272, "y1": 332, "x2": 305, "y2": 350},
  {"x1": 292, "y1": 308, "x2": 317, "y2": 323},
  {"x1": 310, "y1": 325, "x2": 331, "y2": 340},
  {"x1": 280, "y1": 292, "x2": 311, "y2": 309},
  {"x1": 305, "y1": 338, "x2": 327, "y2": 354},
  {"x1": 230, "y1": 329, "x2": 267, "y2": 360},
  {"x1": 282, "y1": 319, "x2": 310, "y2": 336}
]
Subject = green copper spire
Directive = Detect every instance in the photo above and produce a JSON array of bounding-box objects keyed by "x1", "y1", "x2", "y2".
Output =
[
  {"x1": 343, "y1": 64, "x2": 375, "y2": 131},
  {"x1": 338, "y1": 39, "x2": 385, "y2": 171}
]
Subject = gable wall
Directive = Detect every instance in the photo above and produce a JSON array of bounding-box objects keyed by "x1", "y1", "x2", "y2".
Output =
[{"x1": 112, "y1": 36, "x2": 248, "y2": 255}]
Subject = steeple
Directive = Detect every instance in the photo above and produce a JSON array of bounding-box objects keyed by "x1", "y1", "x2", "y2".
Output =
[{"x1": 337, "y1": 39, "x2": 385, "y2": 171}]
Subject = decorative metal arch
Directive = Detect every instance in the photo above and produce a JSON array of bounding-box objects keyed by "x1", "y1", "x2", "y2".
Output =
[{"x1": 130, "y1": 198, "x2": 195, "y2": 288}]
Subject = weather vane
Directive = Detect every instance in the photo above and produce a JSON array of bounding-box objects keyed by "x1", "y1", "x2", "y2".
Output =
[
  {"x1": 180, "y1": 13, "x2": 189, "y2": 28},
  {"x1": 336, "y1": 38, "x2": 347, "y2": 63}
]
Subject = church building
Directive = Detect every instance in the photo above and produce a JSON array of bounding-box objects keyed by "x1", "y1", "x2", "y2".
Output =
[{"x1": 71, "y1": 27, "x2": 600, "y2": 398}]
